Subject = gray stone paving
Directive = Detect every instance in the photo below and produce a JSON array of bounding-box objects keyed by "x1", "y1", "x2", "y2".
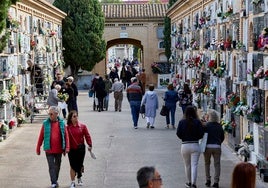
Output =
[{"x1": 0, "y1": 90, "x2": 267, "y2": 188}]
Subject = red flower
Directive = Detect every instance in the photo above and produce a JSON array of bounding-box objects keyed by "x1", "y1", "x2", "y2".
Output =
[{"x1": 208, "y1": 60, "x2": 216, "y2": 68}]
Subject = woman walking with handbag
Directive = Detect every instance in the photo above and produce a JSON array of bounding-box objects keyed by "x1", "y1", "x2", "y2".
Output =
[
  {"x1": 163, "y1": 84, "x2": 179, "y2": 129},
  {"x1": 67, "y1": 110, "x2": 93, "y2": 188},
  {"x1": 141, "y1": 84, "x2": 159, "y2": 129},
  {"x1": 176, "y1": 106, "x2": 204, "y2": 188}
]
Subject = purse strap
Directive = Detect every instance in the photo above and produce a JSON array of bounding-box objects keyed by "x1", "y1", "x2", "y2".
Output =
[{"x1": 68, "y1": 126, "x2": 81, "y2": 146}]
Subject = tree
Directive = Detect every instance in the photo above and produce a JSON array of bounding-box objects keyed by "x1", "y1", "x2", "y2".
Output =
[
  {"x1": 0, "y1": 0, "x2": 19, "y2": 53},
  {"x1": 163, "y1": 0, "x2": 177, "y2": 61},
  {"x1": 53, "y1": 0, "x2": 106, "y2": 77}
]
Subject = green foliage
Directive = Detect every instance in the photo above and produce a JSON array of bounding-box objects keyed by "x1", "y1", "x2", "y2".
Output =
[
  {"x1": 100, "y1": 0, "x2": 122, "y2": 3},
  {"x1": 53, "y1": 0, "x2": 106, "y2": 75},
  {"x1": 163, "y1": 16, "x2": 171, "y2": 60},
  {"x1": 0, "y1": 0, "x2": 19, "y2": 53}
]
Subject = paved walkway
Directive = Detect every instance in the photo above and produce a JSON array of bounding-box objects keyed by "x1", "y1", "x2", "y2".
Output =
[{"x1": 0, "y1": 90, "x2": 267, "y2": 188}]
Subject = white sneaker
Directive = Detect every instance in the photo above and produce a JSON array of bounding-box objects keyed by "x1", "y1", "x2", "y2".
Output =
[
  {"x1": 77, "y1": 178, "x2": 83, "y2": 186},
  {"x1": 70, "y1": 182, "x2": 75, "y2": 188}
]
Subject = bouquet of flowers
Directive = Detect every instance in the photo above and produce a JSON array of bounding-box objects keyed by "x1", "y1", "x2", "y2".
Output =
[
  {"x1": 0, "y1": 89, "x2": 12, "y2": 105},
  {"x1": 244, "y1": 133, "x2": 253, "y2": 145},
  {"x1": 57, "y1": 93, "x2": 69, "y2": 102}
]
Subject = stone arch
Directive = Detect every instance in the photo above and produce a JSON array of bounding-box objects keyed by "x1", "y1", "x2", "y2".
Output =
[{"x1": 106, "y1": 38, "x2": 144, "y2": 67}]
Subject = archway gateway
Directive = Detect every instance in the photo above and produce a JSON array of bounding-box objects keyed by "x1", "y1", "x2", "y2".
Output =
[{"x1": 93, "y1": 3, "x2": 168, "y2": 87}]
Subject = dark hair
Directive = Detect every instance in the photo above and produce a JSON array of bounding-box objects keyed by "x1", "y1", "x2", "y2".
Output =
[
  {"x1": 67, "y1": 110, "x2": 78, "y2": 125},
  {"x1": 167, "y1": 83, "x2": 174, "y2": 90},
  {"x1": 184, "y1": 105, "x2": 199, "y2": 131},
  {"x1": 137, "y1": 166, "x2": 155, "y2": 188},
  {"x1": 148, "y1": 84, "x2": 154, "y2": 91},
  {"x1": 231, "y1": 162, "x2": 256, "y2": 188},
  {"x1": 183, "y1": 83, "x2": 191, "y2": 94}
]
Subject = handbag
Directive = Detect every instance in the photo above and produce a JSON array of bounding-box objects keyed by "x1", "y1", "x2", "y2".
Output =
[
  {"x1": 199, "y1": 132, "x2": 208, "y2": 153},
  {"x1": 140, "y1": 104, "x2": 145, "y2": 119},
  {"x1": 88, "y1": 89, "x2": 94, "y2": 97},
  {"x1": 160, "y1": 105, "x2": 168, "y2": 116},
  {"x1": 140, "y1": 104, "x2": 145, "y2": 114}
]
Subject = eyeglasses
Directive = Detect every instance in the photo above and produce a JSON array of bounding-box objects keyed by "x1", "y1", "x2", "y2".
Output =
[{"x1": 48, "y1": 113, "x2": 54, "y2": 116}]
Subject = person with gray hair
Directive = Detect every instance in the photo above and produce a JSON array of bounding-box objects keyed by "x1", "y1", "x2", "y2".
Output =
[
  {"x1": 111, "y1": 78, "x2": 124, "y2": 112},
  {"x1": 203, "y1": 109, "x2": 225, "y2": 188},
  {"x1": 137, "y1": 166, "x2": 162, "y2": 188},
  {"x1": 47, "y1": 81, "x2": 61, "y2": 107},
  {"x1": 36, "y1": 106, "x2": 70, "y2": 188}
]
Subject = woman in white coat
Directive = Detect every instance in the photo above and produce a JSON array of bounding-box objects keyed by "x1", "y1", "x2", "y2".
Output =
[{"x1": 141, "y1": 84, "x2": 159, "y2": 128}]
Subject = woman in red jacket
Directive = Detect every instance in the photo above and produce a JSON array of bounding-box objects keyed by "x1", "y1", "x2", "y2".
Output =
[{"x1": 67, "y1": 110, "x2": 93, "y2": 188}]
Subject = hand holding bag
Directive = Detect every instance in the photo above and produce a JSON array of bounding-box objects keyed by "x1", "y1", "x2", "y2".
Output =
[
  {"x1": 140, "y1": 104, "x2": 145, "y2": 118},
  {"x1": 160, "y1": 105, "x2": 168, "y2": 116}
]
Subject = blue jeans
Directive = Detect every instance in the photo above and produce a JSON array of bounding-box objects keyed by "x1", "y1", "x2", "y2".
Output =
[
  {"x1": 46, "y1": 153, "x2": 62, "y2": 185},
  {"x1": 165, "y1": 105, "x2": 176, "y2": 126},
  {"x1": 129, "y1": 101, "x2": 141, "y2": 127}
]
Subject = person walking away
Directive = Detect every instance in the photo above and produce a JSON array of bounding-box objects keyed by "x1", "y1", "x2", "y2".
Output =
[
  {"x1": 103, "y1": 75, "x2": 112, "y2": 110},
  {"x1": 141, "y1": 84, "x2": 158, "y2": 129},
  {"x1": 137, "y1": 166, "x2": 163, "y2": 188},
  {"x1": 139, "y1": 68, "x2": 146, "y2": 95},
  {"x1": 55, "y1": 72, "x2": 67, "y2": 118},
  {"x1": 27, "y1": 59, "x2": 44, "y2": 95},
  {"x1": 111, "y1": 78, "x2": 124, "y2": 112},
  {"x1": 65, "y1": 82, "x2": 76, "y2": 113},
  {"x1": 67, "y1": 76, "x2": 78, "y2": 113},
  {"x1": 94, "y1": 76, "x2": 107, "y2": 112},
  {"x1": 109, "y1": 68, "x2": 119, "y2": 83},
  {"x1": 176, "y1": 106, "x2": 204, "y2": 188},
  {"x1": 67, "y1": 110, "x2": 93, "y2": 188},
  {"x1": 203, "y1": 109, "x2": 224, "y2": 188},
  {"x1": 36, "y1": 106, "x2": 70, "y2": 188},
  {"x1": 47, "y1": 82, "x2": 61, "y2": 107},
  {"x1": 120, "y1": 62, "x2": 127, "y2": 89},
  {"x1": 163, "y1": 84, "x2": 179, "y2": 129},
  {"x1": 178, "y1": 83, "x2": 193, "y2": 114},
  {"x1": 126, "y1": 77, "x2": 143, "y2": 129},
  {"x1": 125, "y1": 66, "x2": 133, "y2": 87},
  {"x1": 231, "y1": 162, "x2": 256, "y2": 188}
]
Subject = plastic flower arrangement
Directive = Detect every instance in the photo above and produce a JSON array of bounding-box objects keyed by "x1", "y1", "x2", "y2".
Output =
[
  {"x1": 57, "y1": 93, "x2": 69, "y2": 102},
  {"x1": 193, "y1": 80, "x2": 206, "y2": 93},
  {"x1": 227, "y1": 92, "x2": 240, "y2": 107},
  {"x1": 264, "y1": 70, "x2": 268, "y2": 80},
  {"x1": 247, "y1": 69, "x2": 254, "y2": 79},
  {"x1": 246, "y1": 103, "x2": 261, "y2": 123},
  {"x1": 199, "y1": 17, "x2": 206, "y2": 26},
  {"x1": 254, "y1": 66, "x2": 264, "y2": 78},
  {"x1": 9, "y1": 83, "x2": 17, "y2": 99},
  {"x1": 0, "y1": 89, "x2": 12, "y2": 105},
  {"x1": 151, "y1": 63, "x2": 163, "y2": 74},
  {"x1": 244, "y1": 133, "x2": 253, "y2": 145},
  {"x1": 208, "y1": 60, "x2": 217, "y2": 72},
  {"x1": 221, "y1": 120, "x2": 232, "y2": 133},
  {"x1": 215, "y1": 62, "x2": 226, "y2": 77}
]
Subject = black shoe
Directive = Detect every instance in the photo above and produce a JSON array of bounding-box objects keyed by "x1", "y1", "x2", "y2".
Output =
[
  {"x1": 205, "y1": 180, "x2": 211, "y2": 187},
  {"x1": 212, "y1": 183, "x2": 219, "y2": 188},
  {"x1": 191, "y1": 184, "x2": 197, "y2": 188},
  {"x1": 185, "y1": 182, "x2": 191, "y2": 188}
]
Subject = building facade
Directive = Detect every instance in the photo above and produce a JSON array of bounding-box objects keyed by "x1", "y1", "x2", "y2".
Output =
[
  {"x1": 167, "y1": 0, "x2": 268, "y2": 171},
  {"x1": 0, "y1": 0, "x2": 65, "y2": 139}
]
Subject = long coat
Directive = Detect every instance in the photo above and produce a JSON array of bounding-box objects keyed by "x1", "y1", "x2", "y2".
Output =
[{"x1": 141, "y1": 91, "x2": 159, "y2": 117}]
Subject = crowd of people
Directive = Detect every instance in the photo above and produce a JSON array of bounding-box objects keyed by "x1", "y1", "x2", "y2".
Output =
[{"x1": 33, "y1": 66, "x2": 260, "y2": 188}]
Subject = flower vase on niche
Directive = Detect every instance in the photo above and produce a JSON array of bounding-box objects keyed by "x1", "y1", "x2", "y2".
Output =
[
  {"x1": 265, "y1": 80, "x2": 268, "y2": 90},
  {"x1": 259, "y1": 78, "x2": 264, "y2": 89}
]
